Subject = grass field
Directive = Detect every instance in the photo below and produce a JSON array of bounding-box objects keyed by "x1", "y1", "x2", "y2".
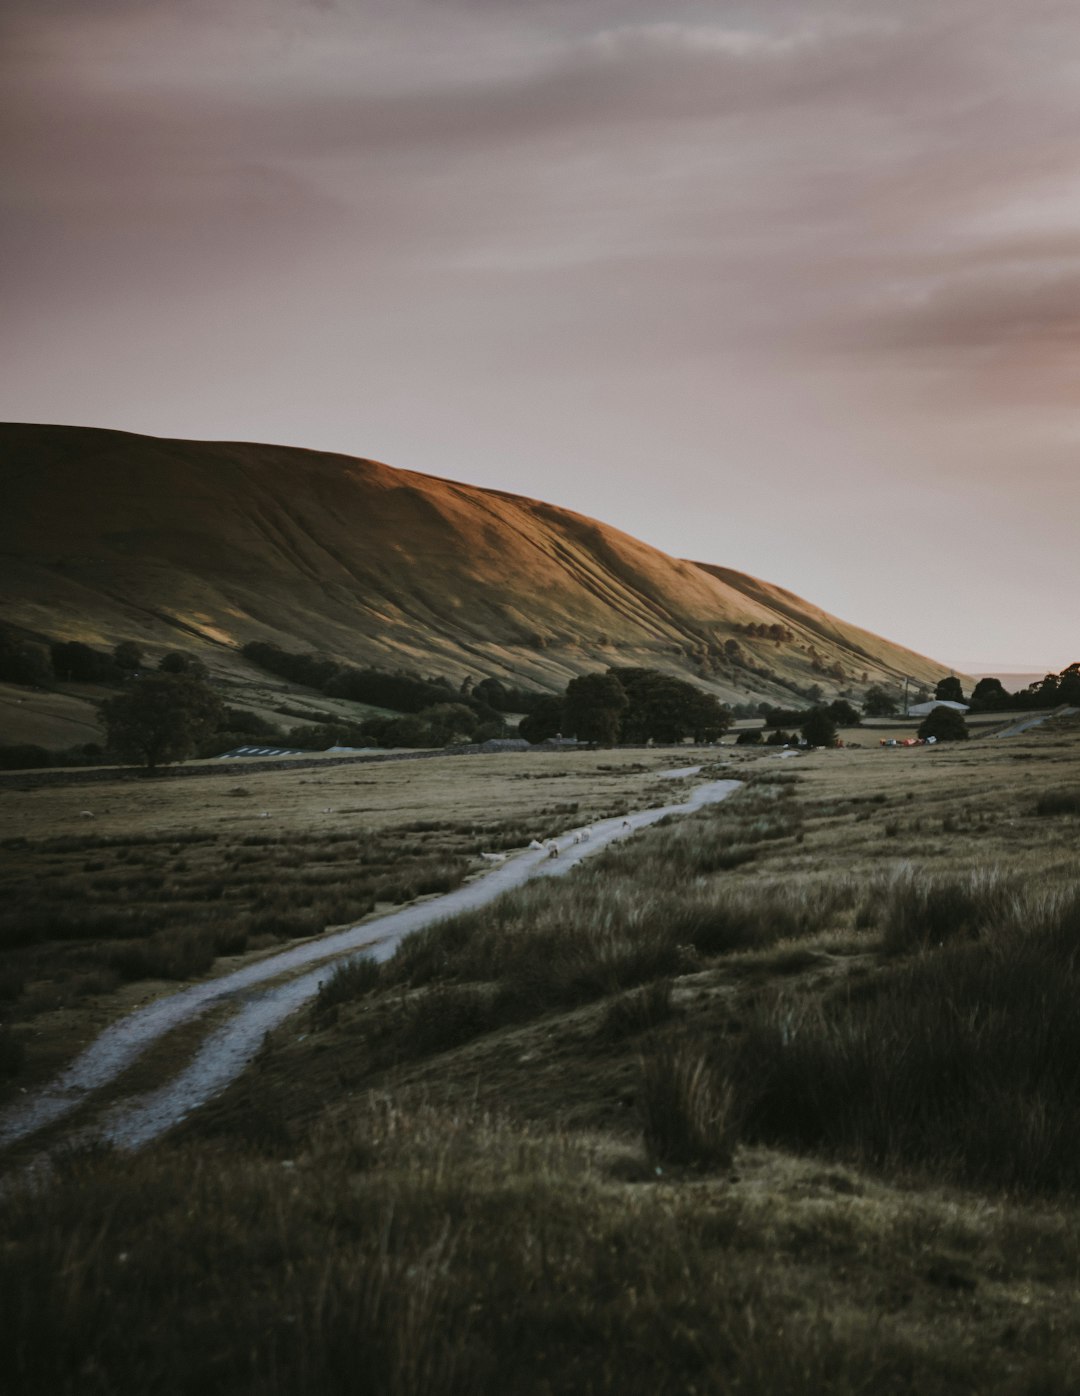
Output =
[{"x1": 2, "y1": 718, "x2": 1079, "y2": 1393}]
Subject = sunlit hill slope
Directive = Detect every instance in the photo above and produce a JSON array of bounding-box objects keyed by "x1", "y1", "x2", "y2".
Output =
[{"x1": 0, "y1": 423, "x2": 953, "y2": 704}]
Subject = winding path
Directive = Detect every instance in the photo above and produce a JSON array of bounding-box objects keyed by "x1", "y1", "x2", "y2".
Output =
[{"x1": 0, "y1": 773, "x2": 741, "y2": 1154}]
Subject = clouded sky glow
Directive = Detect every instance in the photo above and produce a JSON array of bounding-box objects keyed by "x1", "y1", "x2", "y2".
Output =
[{"x1": 3, "y1": 0, "x2": 1077, "y2": 672}]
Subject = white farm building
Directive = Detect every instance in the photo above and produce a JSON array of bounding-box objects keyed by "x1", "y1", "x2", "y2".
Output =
[{"x1": 907, "y1": 699, "x2": 970, "y2": 717}]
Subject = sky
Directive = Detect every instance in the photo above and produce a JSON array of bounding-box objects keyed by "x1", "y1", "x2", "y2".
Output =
[{"x1": 2, "y1": 0, "x2": 1077, "y2": 675}]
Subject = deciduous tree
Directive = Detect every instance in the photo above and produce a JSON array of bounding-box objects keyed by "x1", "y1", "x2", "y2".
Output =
[{"x1": 102, "y1": 674, "x2": 223, "y2": 769}]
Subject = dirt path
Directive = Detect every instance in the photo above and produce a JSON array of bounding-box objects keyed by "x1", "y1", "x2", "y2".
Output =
[
  {"x1": 991, "y1": 706, "x2": 1078, "y2": 737},
  {"x1": 0, "y1": 773, "x2": 741, "y2": 1154}
]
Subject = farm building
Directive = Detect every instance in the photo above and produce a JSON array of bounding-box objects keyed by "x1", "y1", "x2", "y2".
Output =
[{"x1": 907, "y1": 699, "x2": 970, "y2": 717}]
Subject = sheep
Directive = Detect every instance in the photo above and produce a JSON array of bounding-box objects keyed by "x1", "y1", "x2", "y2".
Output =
[
  {"x1": 572, "y1": 826, "x2": 593, "y2": 844},
  {"x1": 546, "y1": 840, "x2": 560, "y2": 858},
  {"x1": 528, "y1": 839, "x2": 546, "y2": 851},
  {"x1": 79, "y1": 810, "x2": 95, "y2": 820},
  {"x1": 258, "y1": 811, "x2": 271, "y2": 819},
  {"x1": 480, "y1": 851, "x2": 507, "y2": 864}
]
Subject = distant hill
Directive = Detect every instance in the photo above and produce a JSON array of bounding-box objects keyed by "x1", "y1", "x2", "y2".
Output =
[{"x1": 0, "y1": 423, "x2": 956, "y2": 710}]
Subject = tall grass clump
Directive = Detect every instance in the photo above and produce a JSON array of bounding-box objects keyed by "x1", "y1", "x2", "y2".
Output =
[
  {"x1": 598, "y1": 979, "x2": 675, "y2": 1042},
  {"x1": 389, "y1": 881, "x2": 685, "y2": 1012},
  {"x1": 733, "y1": 883, "x2": 1080, "y2": 1192},
  {"x1": 639, "y1": 1039, "x2": 735, "y2": 1168},
  {"x1": 315, "y1": 954, "x2": 382, "y2": 1013},
  {"x1": 868, "y1": 867, "x2": 1018, "y2": 955}
]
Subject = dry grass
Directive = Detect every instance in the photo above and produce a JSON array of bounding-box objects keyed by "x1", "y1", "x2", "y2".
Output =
[{"x1": 3, "y1": 718, "x2": 1080, "y2": 1393}]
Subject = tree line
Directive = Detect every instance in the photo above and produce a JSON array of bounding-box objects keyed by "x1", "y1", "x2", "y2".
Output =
[{"x1": 518, "y1": 668, "x2": 733, "y2": 746}]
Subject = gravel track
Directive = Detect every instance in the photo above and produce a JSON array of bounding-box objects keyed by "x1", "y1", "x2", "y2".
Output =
[{"x1": 1, "y1": 774, "x2": 740, "y2": 1154}]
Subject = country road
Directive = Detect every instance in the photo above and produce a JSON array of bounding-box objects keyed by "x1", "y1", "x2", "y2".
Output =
[
  {"x1": 991, "y1": 706, "x2": 1078, "y2": 738},
  {"x1": 0, "y1": 771, "x2": 741, "y2": 1156}
]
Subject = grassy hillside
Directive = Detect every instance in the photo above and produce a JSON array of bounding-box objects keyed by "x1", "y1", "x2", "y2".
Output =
[{"x1": 1, "y1": 423, "x2": 955, "y2": 716}]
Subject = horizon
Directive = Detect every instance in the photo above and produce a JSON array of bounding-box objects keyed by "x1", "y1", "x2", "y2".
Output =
[{"x1": 1, "y1": 1, "x2": 1076, "y2": 675}]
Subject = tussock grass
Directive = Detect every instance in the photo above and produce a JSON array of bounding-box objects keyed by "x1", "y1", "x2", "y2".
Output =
[
  {"x1": 732, "y1": 881, "x2": 1080, "y2": 1192},
  {"x1": 315, "y1": 954, "x2": 382, "y2": 1013},
  {"x1": 863, "y1": 867, "x2": 1021, "y2": 955},
  {"x1": 2, "y1": 1095, "x2": 1047, "y2": 1396},
  {"x1": 598, "y1": 978, "x2": 675, "y2": 1041},
  {"x1": 639, "y1": 1039, "x2": 735, "y2": 1168}
]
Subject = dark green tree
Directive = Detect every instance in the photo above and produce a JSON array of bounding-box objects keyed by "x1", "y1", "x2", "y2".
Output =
[
  {"x1": 735, "y1": 729, "x2": 763, "y2": 746},
  {"x1": 417, "y1": 703, "x2": 481, "y2": 746},
  {"x1": 969, "y1": 677, "x2": 1009, "y2": 712},
  {"x1": 0, "y1": 628, "x2": 51, "y2": 685},
  {"x1": 1059, "y1": 663, "x2": 1080, "y2": 705},
  {"x1": 934, "y1": 675, "x2": 965, "y2": 704},
  {"x1": 517, "y1": 696, "x2": 564, "y2": 744},
  {"x1": 563, "y1": 672, "x2": 628, "y2": 745},
  {"x1": 50, "y1": 641, "x2": 118, "y2": 683},
  {"x1": 863, "y1": 686, "x2": 897, "y2": 717},
  {"x1": 102, "y1": 674, "x2": 223, "y2": 769},
  {"x1": 801, "y1": 708, "x2": 838, "y2": 748},
  {"x1": 826, "y1": 699, "x2": 861, "y2": 727},
  {"x1": 610, "y1": 668, "x2": 727, "y2": 744},
  {"x1": 159, "y1": 651, "x2": 208, "y2": 679},
  {"x1": 918, "y1": 706, "x2": 969, "y2": 742},
  {"x1": 113, "y1": 641, "x2": 144, "y2": 672}
]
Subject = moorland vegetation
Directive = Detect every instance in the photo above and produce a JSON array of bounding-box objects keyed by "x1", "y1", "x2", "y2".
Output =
[{"x1": 1, "y1": 716, "x2": 1079, "y2": 1392}]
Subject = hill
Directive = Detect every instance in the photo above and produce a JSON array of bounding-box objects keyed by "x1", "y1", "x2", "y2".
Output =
[{"x1": 0, "y1": 423, "x2": 954, "y2": 715}]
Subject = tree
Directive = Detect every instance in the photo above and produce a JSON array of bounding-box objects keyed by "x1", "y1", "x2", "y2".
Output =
[
  {"x1": 826, "y1": 699, "x2": 861, "y2": 727},
  {"x1": 0, "y1": 628, "x2": 51, "y2": 686},
  {"x1": 863, "y1": 686, "x2": 897, "y2": 717},
  {"x1": 517, "y1": 696, "x2": 564, "y2": 744},
  {"x1": 417, "y1": 703, "x2": 480, "y2": 746},
  {"x1": 735, "y1": 729, "x2": 762, "y2": 745},
  {"x1": 102, "y1": 674, "x2": 223, "y2": 769},
  {"x1": 688, "y1": 689, "x2": 733, "y2": 744},
  {"x1": 563, "y1": 672, "x2": 628, "y2": 745},
  {"x1": 801, "y1": 708, "x2": 838, "y2": 748},
  {"x1": 611, "y1": 668, "x2": 728, "y2": 744},
  {"x1": 969, "y1": 677, "x2": 1009, "y2": 713},
  {"x1": 50, "y1": 640, "x2": 118, "y2": 683},
  {"x1": 113, "y1": 641, "x2": 144, "y2": 672},
  {"x1": 918, "y1": 706, "x2": 968, "y2": 742},
  {"x1": 1059, "y1": 663, "x2": 1080, "y2": 705},
  {"x1": 159, "y1": 651, "x2": 208, "y2": 679},
  {"x1": 934, "y1": 675, "x2": 965, "y2": 704}
]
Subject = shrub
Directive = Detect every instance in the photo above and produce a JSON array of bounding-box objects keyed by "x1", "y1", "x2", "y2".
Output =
[
  {"x1": 639, "y1": 1040, "x2": 735, "y2": 1168},
  {"x1": 1036, "y1": 791, "x2": 1080, "y2": 816},
  {"x1": 917, "y1": 706, "x2": 968, "y2": 741}
]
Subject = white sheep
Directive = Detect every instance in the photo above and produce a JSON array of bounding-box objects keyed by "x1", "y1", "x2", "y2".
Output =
[
  {"x1": 258, "y1": 811, "x2": 271, "y2": 818},
  {"x1": 79, "y1": 810, "x2": 95, "y2": 819},
  {"x1": 528, "y1": 839, "x2": 546, "y2": 851},
  {"x1": 480, "y1": 851, "x2": 507, "y2": 864},
  {"x1": 546, "y1": 840, "x2": 560, "y2": 858},
  {"x1": 572, "y1": 826, "x2": 593, "y2": 844}
]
